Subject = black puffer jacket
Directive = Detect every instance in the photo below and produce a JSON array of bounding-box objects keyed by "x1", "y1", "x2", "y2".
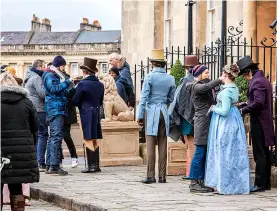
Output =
[{"x1": 1, "y1": 85, "x2": 40, "y2": 184}]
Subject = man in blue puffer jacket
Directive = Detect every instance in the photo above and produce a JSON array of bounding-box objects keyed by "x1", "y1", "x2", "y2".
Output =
[{"x1": 42, "y1": 55, "x2": 73, "y2": 176}]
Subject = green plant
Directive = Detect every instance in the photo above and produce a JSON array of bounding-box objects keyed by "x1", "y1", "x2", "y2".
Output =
[
  {"x1": 235, "y1": 76, "x2": 249, "y2": 102},
  {"x1": 170, "y1": 59, "x2": 186, "y2": 87}
]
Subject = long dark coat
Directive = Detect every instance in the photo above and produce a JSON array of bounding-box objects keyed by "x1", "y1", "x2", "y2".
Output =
[
  {"x1": 189, "y1": 78, "x2": 222, "y2": 145},
  {"x1": 73, "y1": 75, "x2": 104, "y2": 140},
  {"x1": 1, "y1": 85, "x2": 40, "y2": 184},
  {"x1": 63, "y1": 72, "x2": 77, "y2": 125},
  {"x1": 242, "y1": 70, "x2": 274, "y2": 146}
]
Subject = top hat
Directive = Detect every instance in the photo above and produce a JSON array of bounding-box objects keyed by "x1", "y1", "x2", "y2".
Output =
[
  {"x1": 149, "y1": 49, "x2": 166, "y2": 62},
  {"x1": 80, "y1": 57, "x2": 98, "y2": 73},
  {"x1": 236, "y1": 56, "x2": 259, "y2": 72},
  {"x1": 184, "y1": 55, "x2": 199, "y2": 67}
]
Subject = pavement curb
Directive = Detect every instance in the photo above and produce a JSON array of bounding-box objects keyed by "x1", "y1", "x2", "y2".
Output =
[{"x1": 30, "y1": 187, "x2": 107, "y2": 211}]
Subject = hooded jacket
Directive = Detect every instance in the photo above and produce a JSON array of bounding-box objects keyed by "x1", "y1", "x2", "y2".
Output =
[
  {"x1": 24, "y1": 67, "x2": 45, "y2": 112},
  {"x1": 1, "y1": 85, "x2": 40, "y2": 184}
]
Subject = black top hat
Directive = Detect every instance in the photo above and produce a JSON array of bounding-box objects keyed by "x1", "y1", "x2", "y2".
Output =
[
  {"x1": 236, "y1": 56, "x2": 259, "y2": 72},
  {"x1": 80, "y1": 57, "x2": 98, "y2": 73}
]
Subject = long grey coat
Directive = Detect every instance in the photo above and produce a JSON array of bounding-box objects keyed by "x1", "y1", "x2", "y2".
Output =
[{"x1": 188, "y1": 78, "x2": 222, "y2": 145}]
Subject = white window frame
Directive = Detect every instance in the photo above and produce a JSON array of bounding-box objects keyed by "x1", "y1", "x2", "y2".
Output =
[
  {"x1": 101, "y1": 63, "x2": 108, "y2": 75},
  {"x1": 207, "y1": 0, "x2": 216, "y2": 44},
  {"x1": 164, "y1": 0, "x2": 172, "y2": 60},
  {"x1": 207, "y1": 0, "x2": 215, "y2": 11},
  {"x1": 70, "y1": 62, "x2": 79, "y2": 77}
]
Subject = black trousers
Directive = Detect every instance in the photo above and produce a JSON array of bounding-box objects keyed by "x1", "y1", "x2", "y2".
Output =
[
  {"x1": 1, "y1": 184, "x2": 22, "y2": 195},
  {"x1": 250, "y1": 116, "x2": 271, "y2": 188},
  {"x1": 60, "y1": 124, "x2": 78, "y2": 159}
]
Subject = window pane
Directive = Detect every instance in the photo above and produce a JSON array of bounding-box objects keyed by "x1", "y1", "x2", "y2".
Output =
[
  {"x1": 71, "y1": 63, "x2": 79, "y2": 76},
  {"x1": 101, "y1": 63, "x2": 108, "y2": 74}
]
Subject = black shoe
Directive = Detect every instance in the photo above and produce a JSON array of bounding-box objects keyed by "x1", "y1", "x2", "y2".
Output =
[
  {"x1": 81, "y1": 165, "x2": 98, "y2": 173},
  {"x1": 142, "y1": 177, "x2": 156, "y2": 184},
  {"x1": 182, "y1": 176, "x2": 190, "y2": 180},
  {"x1": 95, "y1": 166, "x2": 101, "y2": 172},
  {"x1": 250, "y1": 186, "x2": 265, "y2": 192},
  {"x1": 158, "y1": 177, "x2": 166, "y2": 183},
  {"x1": 48, "y1": 167, "x2": 68, "y2": 176},
  {"x1": 38, "y1": 164, "x2": 46, "y2": 172},
  {"x1": 190, "y1": 180, "x2": 213, "y2": 193}
]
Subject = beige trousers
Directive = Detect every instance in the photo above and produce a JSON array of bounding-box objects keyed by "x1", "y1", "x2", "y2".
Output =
[{"x1": 146, "y1": 113, "x2": 167, "y2": 178}]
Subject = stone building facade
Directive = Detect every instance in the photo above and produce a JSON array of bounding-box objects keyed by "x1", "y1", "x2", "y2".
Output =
[
  {"x1": 122, "y1": 0, "x2": 277, "y2": 95},
  {"x1": 1, "y1": 15, "x2": 121, "y2": 79}
]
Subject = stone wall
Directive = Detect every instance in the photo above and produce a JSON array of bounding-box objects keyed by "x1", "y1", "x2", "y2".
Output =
[{"x1": 121, "y1": 0, "x2": 155, "y2": 101}]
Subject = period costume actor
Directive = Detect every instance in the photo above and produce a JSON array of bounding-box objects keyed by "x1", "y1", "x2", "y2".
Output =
[
  {"x1": 73, "y1": 57, "x2": 104, "y2": 173},
  {"x1": 187, "y1": 64, "x2": 222, "y2": 193},
  {"x1": 205, "y1": 64, "x2": 250, "y2": 194},
  {"x1": 237, "y1": 56, "x2": 274, "y2": 192},
  {"x1": 137, "y1": 49, "x2": 176, "y2": 184},
  {"x1": 168, "y1": 55, "x2": 198, "y2": 179},
  {"x1": 42, "y1": 55, "x2": 73, "y2": 176},
  {"x1": 1, "y1": 72, "x2": 39, "y2": 210}
]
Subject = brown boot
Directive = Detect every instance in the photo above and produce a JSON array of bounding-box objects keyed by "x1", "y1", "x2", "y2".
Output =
[{"x1": 10, "y1": 195, "x2": 25, "y2": 211}]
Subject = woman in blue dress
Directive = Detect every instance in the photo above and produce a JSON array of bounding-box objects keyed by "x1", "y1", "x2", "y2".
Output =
[{"x1": 205, "y1": 64, "x2": 250, "y2": 195}]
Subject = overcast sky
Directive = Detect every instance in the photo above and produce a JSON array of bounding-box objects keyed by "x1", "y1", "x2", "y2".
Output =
[{"x1": 1, "y1": 0, "x2": 121, "y2": 31}]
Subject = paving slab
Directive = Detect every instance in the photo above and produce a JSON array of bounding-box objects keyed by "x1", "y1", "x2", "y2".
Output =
[{"x1": 31, "y1": 158, "x2": 277, "y2": 211}]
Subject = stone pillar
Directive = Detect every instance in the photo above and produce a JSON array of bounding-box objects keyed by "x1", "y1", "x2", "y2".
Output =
[
  {"x1": 17, "y1": 62, "x2": 24, "y2": 79},
  {"x1": 167, "y1": 139, "x2": 187, "y2": 176},
  {"x1": 153, "y1": 0, "x2": 164, "y2": 49},
  {"x1": 195, "y1": 0, "x2": 207, "y2": 51},
  {"x1": 243, "y1": 0, "x2": 257, "y2": 61}
]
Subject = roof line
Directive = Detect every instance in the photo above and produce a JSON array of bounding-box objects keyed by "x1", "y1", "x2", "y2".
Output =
[
  {"x1": 72, "y1": 30, "x2": 82, "y2": 44},
  {"x1": 26, "y1": 31, "x2": 35, "y2": 44}
]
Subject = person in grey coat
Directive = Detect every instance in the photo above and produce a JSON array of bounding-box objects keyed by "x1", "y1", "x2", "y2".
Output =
[
  {"x1": 186, "y1": 64, "x2": 222, "y2": 193},
  {"x1": 24, "y1": 59, "x2": 48, "y2": 171}
]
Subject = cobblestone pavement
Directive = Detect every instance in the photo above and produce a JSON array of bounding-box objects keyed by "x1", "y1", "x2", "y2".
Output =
[
  {"x1": 2, "y1": 199, "x2": 67, "y2": 211},
  {"x1": 31, "y1": 158, "x2": 277, "y2": 211}
]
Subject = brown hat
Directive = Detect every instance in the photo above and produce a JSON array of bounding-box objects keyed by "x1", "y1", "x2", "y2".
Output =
[
  {"x1": 80, "y1": 57, "x2": 98, "y2": 73},
  {"x1": 184, "y1": 55, "x2": 199, "y2": 67}
]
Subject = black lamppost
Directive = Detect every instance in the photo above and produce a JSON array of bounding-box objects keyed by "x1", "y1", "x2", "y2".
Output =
[
  {"x1": 220, "y1": 0, "x2": 227, "y2": 70},
  {"x1": 185, "y1": 0, "x2": 195, "y2": 55}
]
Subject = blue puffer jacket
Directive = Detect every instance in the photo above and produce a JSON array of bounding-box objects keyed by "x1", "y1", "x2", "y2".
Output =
[{"x1": 42, "y1": 70, "x2": 72, "y2": 117}]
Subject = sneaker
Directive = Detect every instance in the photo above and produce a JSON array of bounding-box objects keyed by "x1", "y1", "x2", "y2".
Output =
[
  {"x1": 38, "y1": 164, "x2": 46, "y2": 172},
  {"x1": 71, "y1": 158, "x2": 78, "y2": 168},
  {"x1": 48, "y1": 167, "x2": 68, "y2": 176}
]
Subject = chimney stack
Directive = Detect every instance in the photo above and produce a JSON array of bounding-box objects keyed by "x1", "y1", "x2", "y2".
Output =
[
  {"x1": 31, "y1": 15, "x2": 51, "y2": 32},
  {"x1": 80, "y1": 17, "x2": 101, "y2": 31},
  {"x1": 41, "y1": 18, "x2": 51, "y2": 32},
  {"x1": 31, "y1": 14, "x2": 41, "y2": 32}
]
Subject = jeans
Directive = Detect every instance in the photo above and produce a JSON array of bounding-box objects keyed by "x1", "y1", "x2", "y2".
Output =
[
  {"x1": 189, "y1": 145, "x2": 207, "y2": 180},
  {"x1": 46, "y1": 115, "x2": 64, "y2": 167},
  {"x1": 36, "y1": 112, "x2": 49, "y2": 165}
]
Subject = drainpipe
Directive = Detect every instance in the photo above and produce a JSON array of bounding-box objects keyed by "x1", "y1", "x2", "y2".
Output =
[
  {"x1": 220, "y1": 0, "x2": 227, "y2": 70},
  {"x1": 185, "y1": 0, "x2": 195, "y2": 55}
]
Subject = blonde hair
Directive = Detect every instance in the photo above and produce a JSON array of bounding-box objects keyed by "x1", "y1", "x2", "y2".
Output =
[
  {"x1": 5, "y1": 66, "x2": 17, "y2": 76},
  {"x1": 0, "y1": 72, "x2": 18, "y2": 86}
]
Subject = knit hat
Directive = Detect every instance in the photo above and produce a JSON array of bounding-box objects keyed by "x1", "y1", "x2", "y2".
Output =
[
  {"x1": 192, "y1": 64, "x2": 208, "y2": 77},
  {"x1": 53, "y1": 56, "x2": 66, "y2": 67}
]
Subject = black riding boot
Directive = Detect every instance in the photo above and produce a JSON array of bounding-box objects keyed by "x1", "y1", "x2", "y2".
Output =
[
  {"x1": 81, "y1": 147, "x2": 97, "y2": 173},
  {"x1": 94, "y1": 147, "x2": 101, "y2": 172}
]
